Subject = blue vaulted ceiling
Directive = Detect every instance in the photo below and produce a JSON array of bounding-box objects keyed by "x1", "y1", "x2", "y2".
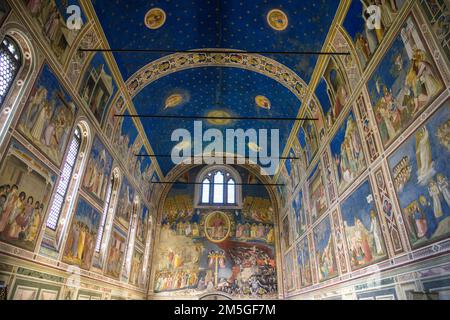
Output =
[
  {"x1": 133, "y1": 67, "x2": 302, "y2": 174},
  {"x1": 90, "y1": 0, "x2": 341, "y2": 176}
]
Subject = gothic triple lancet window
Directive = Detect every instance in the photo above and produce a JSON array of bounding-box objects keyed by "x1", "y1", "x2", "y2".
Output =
[
  {"x1": 0, "y1": 36, "x2": 22, "y2": 106},
  {"x1": 199, "y1": 167, "x2": 239, "y2": 206}
]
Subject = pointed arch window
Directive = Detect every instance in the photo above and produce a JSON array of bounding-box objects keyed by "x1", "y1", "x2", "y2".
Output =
[
  {"x1": 198, "y1": 167, "x2": 240, "y2": 206},
  {"x1": 0, "y1": 36, "x2": 22, "y2": 106},
  {"x1": 46, "y1": 127, "x2": 82, "y2": 230},
  {"x1": 213, "y1": 171, "x2": 224, "y2": 204},
  {"x1": 227, "y1": 179, "x2": 236, "y2": 204}
]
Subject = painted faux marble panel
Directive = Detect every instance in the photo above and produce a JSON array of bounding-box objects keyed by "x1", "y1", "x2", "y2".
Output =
[
  {"x1": 388, "y1": 103, "x2": 450, "y2": 248},
  {"x1": 330, "y1": 112, "x2": 366, "y2": 194},
  {"x1": 313, "y1": 216, "x2": 338, "y2": 282},
  {"x1": 62, "y1": 197, "x2": 101, "y2": 270},
  {"x1": 17, "y1": 64, "x2": 77, "y2": 166},
  {"x1": 341, "y1": 180, "x2": 387, "y2": 270},
  {"x1": 368, "y1": 16, "x2": 444, "y2": 146},
  {"x1": 0, "y1": 140, "x2": 56, "y2": 251}
]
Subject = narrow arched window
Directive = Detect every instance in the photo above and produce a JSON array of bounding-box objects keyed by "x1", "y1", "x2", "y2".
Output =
[
  {"x1": 46, "y1": 127, "x2": 82, "y2": 230},
  {"x1": 227, "y1": 178, "x2": 236, "y2": 204},
  {"x1": 213, "y1": 171, "x2": 224, "y2": 203},
  {"x1": 95, "y1": 174, "x2": 117, "y2": 252},
  {"x1": 0, "y1": 36, "x2": 21, "y2": 106},
  {"x1": 201, "y1": 178, "x2": 210, "y2": 203}
]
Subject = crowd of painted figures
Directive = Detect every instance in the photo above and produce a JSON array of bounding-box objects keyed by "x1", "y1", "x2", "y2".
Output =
[
  {"x1": 0, "y1": 184, "x2": 43, "y2": 243},
  {"x1": 404, "y1": 173, "x2": 450, "y2": 241},
  {"x1": 235, "y1": 223, "x2": 275, "y2": 243},
  {"x1": 154, "y1": 270, "x2": 199, "y2": 292},
  {"x1": 217, "y1": 246, "x2": 277, "y2": 296},
  {"x1": 63, "y1": 220, "x2": 97, "y2": 269},
  {"x1": 393, "y1": 156, "x2": 412, "y2": 192}
]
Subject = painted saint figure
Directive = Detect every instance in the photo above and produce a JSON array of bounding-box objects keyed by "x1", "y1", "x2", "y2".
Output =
[
  {"x1": 436, "y1": 174, "x2": 450, "y2": 209},
  {"x1": 416, "y1": 127, "x2": 434, "y2": 185},
  {"x1": 428, "y1": 180, "x2": 443, "y2": 218},
  {"x1": 369, "y1": 210, "x2": 383, "y2": 255}
]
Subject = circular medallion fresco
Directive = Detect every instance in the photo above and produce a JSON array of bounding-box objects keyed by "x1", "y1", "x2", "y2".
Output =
[
  {"x1": 255, "y1": 95, "x2": 271, "y2": 109},
  {"x1": 267, "y1": 9, "x2": 288, "y2": 31},
  {"x1": 145, "y1": 8, "x2": 166, "y2": 30},
  {"x1": 207, "y1": 110, "x2": 232, "y2": 125},
  {"x1": 204, "y1": 211, "x2": 231, "y2": 243}
]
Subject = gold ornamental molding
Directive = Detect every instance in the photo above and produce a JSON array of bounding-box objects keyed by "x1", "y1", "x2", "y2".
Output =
[{"x1": 124, "y1": 50, "x2": 309, "y2": 103}]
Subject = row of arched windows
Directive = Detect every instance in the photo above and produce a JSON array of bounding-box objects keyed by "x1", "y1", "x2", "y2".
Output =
[{"x1": 0, "y1": 33, "x2": 152, "y2": 283}]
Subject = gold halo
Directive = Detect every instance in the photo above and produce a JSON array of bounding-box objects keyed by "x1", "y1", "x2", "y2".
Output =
[
  {"x1": 145, "y1": 8, "x2": 166, "y2": 30},
  {"x1": 255, "y1": 95, "x2": 271, "y2": 109},
  {"x1": 165, "y1": 93, "x2": 183, "y2": 109},
  {"x1": 174, "y1": 140, "x2": 191, "y2": 151},
  {"x1": 207, "y1": 110, "x2": 232, "y2": 125},
  {"x1": 204, "y1": 211, "x2": 231, "y2": 243},
  {"x1": 248, "y1": 142, "x2": 263, "y2": 152},
  {"x1": 267, "y1": 9, "x2": 288, "y2": 31}
]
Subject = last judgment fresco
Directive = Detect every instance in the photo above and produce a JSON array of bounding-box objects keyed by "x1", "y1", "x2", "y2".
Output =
[{"x1": 153, "y1": 166, "x2": 277, "y2": 298}]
